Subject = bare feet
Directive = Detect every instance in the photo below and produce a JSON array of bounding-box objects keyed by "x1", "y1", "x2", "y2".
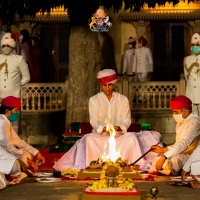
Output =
[{"x1": 191, "y1": 180, "x2": 200, "y2": 189}]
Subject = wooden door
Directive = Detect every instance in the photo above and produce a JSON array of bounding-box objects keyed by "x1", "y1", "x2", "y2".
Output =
[
  {"x1": 151, "y1": 22, "x2": 189, "y2": 81},
  {"x1": 35, "y1": 23, "x2": 70, "y2": 82}
]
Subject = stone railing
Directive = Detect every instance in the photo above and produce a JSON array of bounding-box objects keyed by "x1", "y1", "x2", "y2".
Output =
[
  {"x1": 119, "y1": 73, "x2": 186, "y2": 110},
  {"x1": 21, "y1": 82, "x2": 68, "y2": 112},
  {"x1": 20, "y1": 74, "x2": 186, "y2": 112}
]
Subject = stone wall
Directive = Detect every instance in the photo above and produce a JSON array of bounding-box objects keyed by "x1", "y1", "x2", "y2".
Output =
[
  {"x1": 20, "y1": 110, "x2": 66, "y2": 148},
  {"x1": 132, "y1": 110, "x2": 176, "y2": 145}
]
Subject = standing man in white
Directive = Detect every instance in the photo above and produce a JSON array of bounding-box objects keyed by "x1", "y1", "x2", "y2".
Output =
[
  {"x1": 184, "y1": 33, "x2": 200, "y2": 116},
  {"x1": 133, "y1": 36, "x2": 153, "y2": 82},
  {"x1": 123, "y1": 37, "x2": 136, "y2": 82},
  {"x1": 0, "y1": 33, "x2": 30, "y2": 133}
]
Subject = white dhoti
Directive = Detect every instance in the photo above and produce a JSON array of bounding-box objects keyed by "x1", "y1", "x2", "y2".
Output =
[
  {"x1": 149, "y1": 154, "x2": 190, "y2": 175},
  {"x1": 190, "y1": 162, "x2": 200, "y2": 181},
  {"x1": 53, "y1": 131, "x2": 161, "y2": 171},
  {"x1": 0, "y1": 172, "x2": 7, "y2": 190},
  {"x1": 0, "y1": 145, "x2": 18, "y2": 175}
]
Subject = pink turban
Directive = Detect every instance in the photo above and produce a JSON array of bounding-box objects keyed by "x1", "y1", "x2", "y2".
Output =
[
  {"x1": 1, "y1": 33, "x2": 16, "y2": 48},
  {"x1": 97, "y1": 69, "x2": 117, "y2": 84}
]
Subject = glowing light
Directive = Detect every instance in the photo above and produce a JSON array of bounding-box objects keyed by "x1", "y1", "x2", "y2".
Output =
[{"x1": 101, "y1": 120, "x2": 121, "y2": 162}]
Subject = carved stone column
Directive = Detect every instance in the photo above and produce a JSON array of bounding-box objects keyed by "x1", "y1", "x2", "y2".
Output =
[
  {"x1": 132, "y1": 20, "x2": 150, "y2": 38},
  {"x1": 189, "y1": 20, "x2": 200, "y2": 34}
]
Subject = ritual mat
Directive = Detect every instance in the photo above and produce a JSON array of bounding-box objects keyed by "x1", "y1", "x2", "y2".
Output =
[
  {"x1": 61, "y1": 174, "x2": 155, "y2": 181},
  {"x1": 81, "y1": 193, "x2": 141, "y2": 200}
]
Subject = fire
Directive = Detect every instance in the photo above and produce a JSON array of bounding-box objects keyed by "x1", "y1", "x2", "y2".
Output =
[{"x1": 101, "y1": 120, "x2": 121, "y2": 162}]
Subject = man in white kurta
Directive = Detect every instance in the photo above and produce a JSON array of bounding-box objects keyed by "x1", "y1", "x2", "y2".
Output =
[
  {"x1": 132, "y1": 36, "x2": 153, "y2": 82},
  {"x1": 0, "y1": 96, "x2": 45, "y2": 177},
  {"x1": 53, "y1": 69, "x2": 161, "y2": 171},
  {"x1": 184, "y1": 33, "x2": 200, "y2": 116},
  {"x1": 123, "y1": 37, "x2": 136, "y2": 82},
  {"x1": 0, "y1": 33, "x2": 30, "y2": 133},
  {"x1": 150, "y1": 95, "x2": 200, "y2": 175}
]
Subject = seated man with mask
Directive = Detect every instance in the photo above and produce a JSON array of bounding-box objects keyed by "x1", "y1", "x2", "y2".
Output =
[
  {"x1": 0, "y1": 96, "x2": 45, "y2": 181},
  {"x1": 150, "y1": 95, "x2": 200, "y2": 176},
  {"x1": 53, "y1": 69, "x2": 161, "y2": 172}
]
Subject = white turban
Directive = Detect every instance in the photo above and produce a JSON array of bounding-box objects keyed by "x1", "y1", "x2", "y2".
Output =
[
  {"x1": 97, "y1": 69, "x2": 117, "y2": 84},
  {"x1": 1, "y1": 33, "x2": 16, "y2": 48},
  {"x1": 191, "y1": 33, "x2": 200, "y2": 44}
]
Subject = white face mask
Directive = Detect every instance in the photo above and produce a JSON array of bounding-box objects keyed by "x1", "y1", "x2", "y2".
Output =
[
  {"x1": 128, "y1": 44, "x2": 133, "y2": 49},
  {"x1": 173, "y1": 113, "x2": 184, "y2": 125},
  {"x1": 138, "y1": 43, "x2": 143, "y2": 48},
  {"x1": 2, "y1": 46, "x2": 13, "y2": 55}
]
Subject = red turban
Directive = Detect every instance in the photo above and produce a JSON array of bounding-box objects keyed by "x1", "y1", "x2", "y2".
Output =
[
  {"x1": 170, "y1": 95, "x2": 192, "y2": 110},
  {"x1": 1, "y1": 96, "x2": 21, "y2": 108},
  {"x1": 97, "y1": 69, "x2": 117, "y2": 84},
  {"x1": 138, "y1": 36, "x2": 147, "y2": 46}
]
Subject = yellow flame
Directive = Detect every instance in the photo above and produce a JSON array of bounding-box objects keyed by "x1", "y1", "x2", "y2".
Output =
[{"x1": 101, "y1": 119, "x2": 121, "y2": 162}]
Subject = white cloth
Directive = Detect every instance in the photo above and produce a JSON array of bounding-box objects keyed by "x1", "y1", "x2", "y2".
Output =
[
  {"x1": 53, "y1": 132, "x2": 150, "y2": 171},
  {"x1": 164, "y1": 113, "x2": 200, "y2": 159},
  {"x1": 0, "y1": 53, "x2": 30, "y2": 101},
  {"x1": 89, "y1": 92, "x2": 131, "y2": 134},
  {"x1": 0, "y1": 172, "x2": 7, "y2": 190},
  {"x1": 150, "y1": 113, "x2": 200, "y2": 173},
  {"x1": 133, "y1": 73, "x2": 149, "y2": 82},
  {"x1": 184, "y1": 54, "x2": 200, "y2": 104},
  {"x1": 123, "y1": 49, "x2": 135, "y2": 75},
  {"x1": 0, "y1": 144, "x2": 17, "y2": 175},
  {"x1": 53, "y1": 92, "x2": 162, "y2": 171},
  {"x1": 0, "y1": 114, "x2": 38, "y2": 174},
  {"x1": 133, "y1": 47, "x2": 153, "y2": 74},
  {"x1": 0, "y1": 31, "x2": 6, "y2": 54},
  {"x1": 183, "y1": 144, "x2": 200, "y2": 174},
  {"x1": 1, "y1": 33, "x2": 16, "y2": 48}
]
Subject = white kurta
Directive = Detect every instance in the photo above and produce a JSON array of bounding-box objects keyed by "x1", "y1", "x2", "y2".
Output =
[
  {"x1": 132, "y1": 47, "x2": 153, "y2": 74},
  {"x1": 123, "y1": 49, "x2": 135, "y2": 75},
  {"x1": 184, "y1": 54, "x2": 200, "y2": 104},
  {"x1": 183, "y1": 144, "x2": 200, "y2": 174},
  {"x1": 53, "y1": 92, "x2": 161, "y2": 171},
  {"x1": 0, "y1": 53, "x2": 30, "y2": 101},
  {"x1": 0, "y1": 114, "x2": 38, "y2": 174},
  {"x1": 164, "y1": 114, "x2": 200, "y2": 159}
]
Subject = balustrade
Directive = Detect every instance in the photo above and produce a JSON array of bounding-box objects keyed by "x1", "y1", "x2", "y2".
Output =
[
  {"x1": 21, "y1": 83, "x2": 67, "y2": 112},
  {"x1": 20, "y1": 75, "x2": 185, "y2": 112}
]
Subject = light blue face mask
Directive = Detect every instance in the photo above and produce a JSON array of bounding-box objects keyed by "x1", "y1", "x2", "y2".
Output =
[
  {"x1": 7, "y1": 112, "x2": 20, "y2": 122},
  {"x1": 191, "y1": 46, "x2": 200, "y2": 55}
]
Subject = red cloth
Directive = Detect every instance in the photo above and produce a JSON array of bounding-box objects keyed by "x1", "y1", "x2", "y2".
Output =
[
  {"x1": 1, "y1": 96, "x2": 21, "y2": 108},
  {"x1": 138, "y1": 36, "x2": 147, "y2": 46},
  {"x1": 97, "y1": 74, "x2": 117, "y2": 84},
  {"x1": 33, "y1": 147, "x2": 65, "y2": 170},
  {"x1": 170, "y1": 95, "x2": 192, "y2": 110}
]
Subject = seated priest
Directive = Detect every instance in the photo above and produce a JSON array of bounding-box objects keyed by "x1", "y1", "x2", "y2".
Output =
[
  {"x1": 0, "y1": 96, "x2": 45, "y2": 180},
  {"x1": 150, "y1": 95, "x2": 200, "y2": 176},
  {"x1": 53, "y1": 69, "x2": 162, "y2": 172},
  {"x1": 181, "y1": 144, "x2": 200, "y2": 189}
]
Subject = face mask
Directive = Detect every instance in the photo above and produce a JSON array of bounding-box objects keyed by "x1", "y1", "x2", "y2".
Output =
[
  {"x1": 173, "y1": 113, "x2": 184, "y2": 125},
  {"x1": 138, "y1": 43, "x2": 143, "y2": 48},
  {"x1": 2, "y1": 46, "x2": 13, "y2": 55},
  {"x1": 7, "y1": 112, "x2": 20, "y2": 123},
  {"x1": 191, "y1": 46, "x2": 200, "y2": 55},
  {"x1": 128, "y1": 44, "x2": 133, "y2": 49}
]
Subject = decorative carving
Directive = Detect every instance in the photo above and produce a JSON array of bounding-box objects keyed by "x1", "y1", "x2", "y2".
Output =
[{"x1": 120, "y1": 1, "x2": 200, "y2": 21}]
